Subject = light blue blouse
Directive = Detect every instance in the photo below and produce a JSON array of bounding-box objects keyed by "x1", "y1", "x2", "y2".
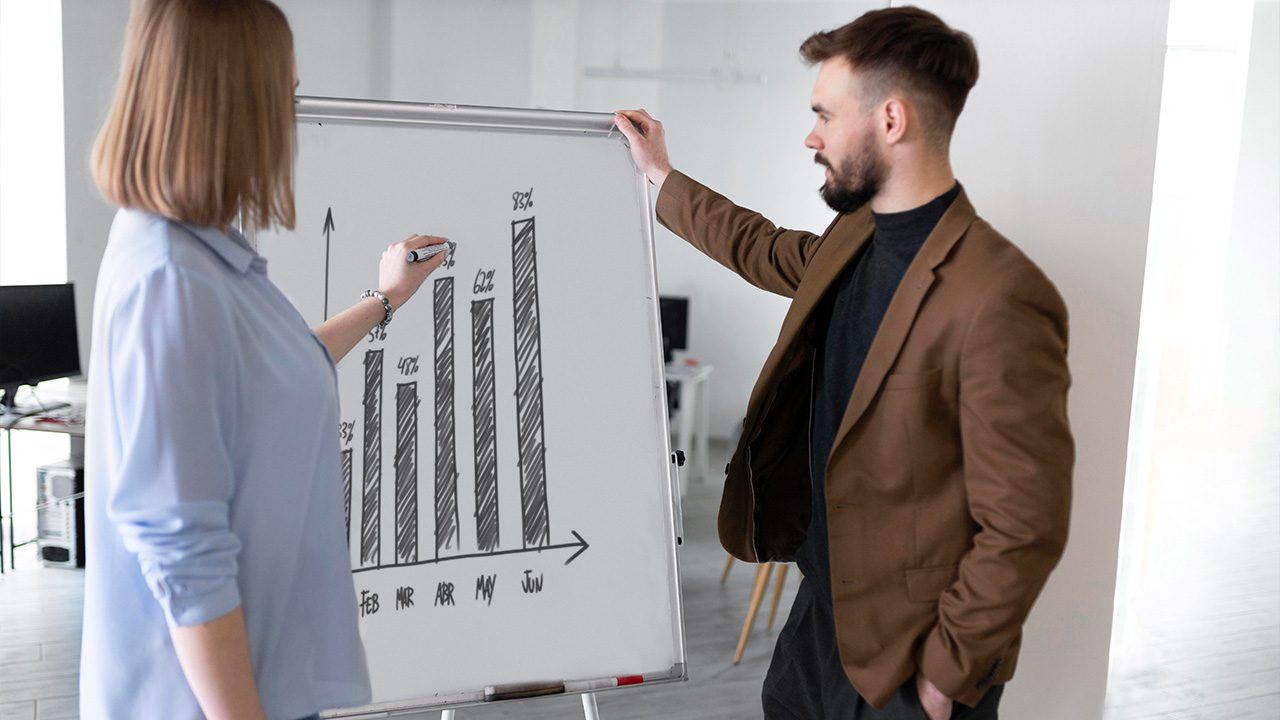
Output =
[{"x1": 81, "y1": 209, "x2": 371, "y2": 719}]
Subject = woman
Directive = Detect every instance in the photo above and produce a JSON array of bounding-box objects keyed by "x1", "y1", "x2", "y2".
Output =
[{"x1": 80, "y1": 1, "x2": 442, "y2": 718}]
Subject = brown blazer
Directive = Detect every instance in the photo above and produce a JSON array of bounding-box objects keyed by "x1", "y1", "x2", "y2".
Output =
[{"x1": 655, "y1": 170, "x2": 1073, "y2": 708}]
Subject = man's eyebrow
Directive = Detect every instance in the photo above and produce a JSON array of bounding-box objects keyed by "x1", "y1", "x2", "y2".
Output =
[{"x1": 812, "y1": 103, "x2": 829, "y2": 115}]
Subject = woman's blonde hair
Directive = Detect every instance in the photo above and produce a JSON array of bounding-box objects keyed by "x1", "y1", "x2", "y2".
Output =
[{"x1": 92, "y1": 0, "x2": 297, "y2": 231}]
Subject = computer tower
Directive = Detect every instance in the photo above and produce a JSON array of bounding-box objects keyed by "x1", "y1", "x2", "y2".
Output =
[{"x1": 36, "y1": 459, "x2": 85, "y2": 569}]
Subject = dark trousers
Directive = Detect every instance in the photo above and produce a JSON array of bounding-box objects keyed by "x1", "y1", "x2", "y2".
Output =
[
  {"x1": 761, "y1": 576, "x2": 1003, "y2": 720},
  {"x1": 763, "y1": 677, "x2": 1003, "y2": 720}
]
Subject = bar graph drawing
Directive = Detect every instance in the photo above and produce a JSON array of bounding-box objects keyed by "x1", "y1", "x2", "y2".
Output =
[
  {"x1": 341, "y1": 448, "x2": 353, "y2": 547},
  {"x1": 337, "y1": 211, "x2": 590, "y2": 575},
  {"x1": 394, "y1": 382, "x2": 419, "y2": 564},
  {"x1": 512, "y1": 217, "x2": 550, "y2": 549},
  {"x1": 472, "y1": 297, "x2": 500, "y2": 553},
  {"x1": 433, "y1": 278, "x2": 461, "y2": 555},
  {"x1": 361, "y1": 349, "x2": 383, "y2": 568}
]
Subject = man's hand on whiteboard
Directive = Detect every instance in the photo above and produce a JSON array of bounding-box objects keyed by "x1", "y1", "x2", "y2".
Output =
[
  {"x1": 614, "y1": 109, "x2": 674, "y2": 192},
  {"x1": 380, "y1": 234, "x2": 449, "y2": 309}
]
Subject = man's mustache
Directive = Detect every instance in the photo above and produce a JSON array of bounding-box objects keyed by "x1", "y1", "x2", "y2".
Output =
[{"x1": 814, "y1": 153, "x2": 831, "y2": 168}]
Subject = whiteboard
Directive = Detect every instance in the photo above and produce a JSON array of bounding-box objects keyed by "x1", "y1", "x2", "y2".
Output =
[{"x1": 256, "y1": 97, "x2": 686, "y2": 716}]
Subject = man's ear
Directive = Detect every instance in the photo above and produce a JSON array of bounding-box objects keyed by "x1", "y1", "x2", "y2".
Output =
[{"x1": 882, "y1": 96, "x2": 909, "y2": 145}]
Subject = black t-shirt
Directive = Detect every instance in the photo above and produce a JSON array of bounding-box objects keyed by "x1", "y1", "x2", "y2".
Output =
[{"x1": 797, "y1": 181, "x2": 960, "y2": 583}]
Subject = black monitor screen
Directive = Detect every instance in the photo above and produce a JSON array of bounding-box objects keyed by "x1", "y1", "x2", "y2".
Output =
[
  {"x1": 659, "y1": 296, "x2": 689, "y2": 363},
  {"x1": 0, "y1": 284, "x2": 81, "y2": 390}
]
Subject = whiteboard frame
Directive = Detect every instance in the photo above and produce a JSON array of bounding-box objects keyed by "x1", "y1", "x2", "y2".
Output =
[
  {"x1": 290, "y1": 97, "x2": 689, "y2": 717},
  {"x1": 297, "y1": 95, "x2": 625, "y2": 136}
]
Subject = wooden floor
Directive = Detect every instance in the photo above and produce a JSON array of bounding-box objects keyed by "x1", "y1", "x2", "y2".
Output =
[
  {"x1": 1, "y1": 438, "x2": 1276, "y2": 719},
  {"x1": 1102, "y1": 396, "x2": 1280, "y2": 720},
  {"x1": 0, "y1": 555, "x2": 82, "y2": 720}
]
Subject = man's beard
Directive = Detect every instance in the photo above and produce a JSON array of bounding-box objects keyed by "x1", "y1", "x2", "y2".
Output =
[{"x1": 817, "y1": 140, "x2": 884, "y2": 214}]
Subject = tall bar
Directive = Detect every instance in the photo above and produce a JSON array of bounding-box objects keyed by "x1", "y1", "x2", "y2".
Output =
[
  {"x1": 361, "y1": 349, "x2": 383, "y2": 567},
  {"x1": 340, "y1": 448, "x2": 353, "y2": 549},
  {"x1": 511, "y1": 217, "x2": 550, "y2": 548},
  {"x1": 471, "y1": 298, "x2": 499, "y2": 552},
  {"x1": 433, "y1": 277, "x2": 460, "y2": 554},
  {"x1": 394, "y1": 382, "x2": 419, "y2": 564}
]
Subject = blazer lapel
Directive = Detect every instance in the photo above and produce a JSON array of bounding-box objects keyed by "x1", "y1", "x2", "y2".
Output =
[
  {"x1": 829, "y1": 187, "x2": 978, "y2": 454},
  {"x1": 772, "y1": 210, "x2": 875, "y2": 361}
]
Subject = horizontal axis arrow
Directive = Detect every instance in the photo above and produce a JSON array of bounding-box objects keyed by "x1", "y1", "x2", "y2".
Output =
[{"x1": 351, "y1": 530, "x2": 590, "y2": 575}]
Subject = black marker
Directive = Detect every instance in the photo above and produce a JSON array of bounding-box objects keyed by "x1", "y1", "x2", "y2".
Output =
[{"x1": 406, "y1": 244, "x2": 449, "y2": 263}]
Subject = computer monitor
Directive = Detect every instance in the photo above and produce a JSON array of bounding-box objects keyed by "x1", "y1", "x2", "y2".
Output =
[
  {"x1": 0, "y1": 283, "x2": 80, "y2": 413},
  {"x1": 659, "y1": 295, "x2": 689, "y2": 364}
]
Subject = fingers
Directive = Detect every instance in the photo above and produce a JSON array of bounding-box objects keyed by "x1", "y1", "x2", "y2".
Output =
[
  {"x1": 402, "y1": 234, "x2": 448, "y2": 251},
  {"x1": 613, "y1": 114, "x2": 639, "y2": 141},
  {"x1": 614, "y1": 109, "x2": 661, "y2": 136},
  {"x1": 423, "y1": 249, "x2": 447, "y2": 272},
  {"x1": 615, "y1": 108, "x2": 654, "y2": 122}
]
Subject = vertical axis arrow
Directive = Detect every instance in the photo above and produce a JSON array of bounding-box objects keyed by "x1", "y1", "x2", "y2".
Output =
[{"x1": 323, "y1": 207, "x2": 335, "y2": 319}]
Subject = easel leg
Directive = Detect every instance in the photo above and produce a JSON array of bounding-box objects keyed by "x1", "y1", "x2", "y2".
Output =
[
  {"x1": 767, "y1": 563, "x2": 789, "y2": 630},
  {"x1": 581, "y1": 691, "x2": 600, "y2": 720},
  {"x1": 720, "y1": 554, "x2": 734, "y2": 584},
  {"x1": 734, "y1": 563, "x2": 774, "y2": 665}
]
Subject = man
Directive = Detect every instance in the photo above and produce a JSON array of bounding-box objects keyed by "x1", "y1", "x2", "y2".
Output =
[{"x1": 615, "y1": 6, "x2": 1072, "y2": 720}]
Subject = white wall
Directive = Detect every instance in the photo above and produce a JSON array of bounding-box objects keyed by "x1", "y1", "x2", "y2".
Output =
[
  {"x1": 279, "y1": 0, "x2": 536, "y2": 106},
  {"x1": 576, "y1": 0, "x2": 666, "y2": 114},
  {"x1": 385, "y1": 0, "x2": 532, "y2": 107},
  {"x1": 61, "y1": 0, "x2": 129, "y2": 371},
  {"x1": 278, "y1": 0, "x2": 392, "y2": 100}
]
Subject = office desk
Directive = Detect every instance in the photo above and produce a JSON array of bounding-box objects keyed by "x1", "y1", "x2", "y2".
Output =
[
  {"x1": 665, "y1": 363, "x2": 713, "y2": 497},
  {"x1": 1, "y1": 405, "x2": 85, "y2": 572}
]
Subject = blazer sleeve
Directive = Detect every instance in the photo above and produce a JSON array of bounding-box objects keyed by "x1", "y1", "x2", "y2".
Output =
[
  {"x1": 919, "y1": 262, "x2": 1074, "y2": 707},
  {"x1": 655, "y1": 170, "x2": 824, "y2": 298}
]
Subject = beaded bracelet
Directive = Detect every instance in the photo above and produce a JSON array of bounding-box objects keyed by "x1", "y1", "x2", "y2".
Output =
[{"x1": 361, "y1": 289, "x2": 394, "y2": 328}]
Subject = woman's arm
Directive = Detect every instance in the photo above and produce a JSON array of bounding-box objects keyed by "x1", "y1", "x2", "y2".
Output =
[
  {"x1": 314, "y1": 295, "x2": 393, "y2": 366},
  {"x1": 170, "y1": 607, "x2": 266, "y2": 720},
  {"x1": 314, "y1": 234, "x2": 449, "y2": 364}
]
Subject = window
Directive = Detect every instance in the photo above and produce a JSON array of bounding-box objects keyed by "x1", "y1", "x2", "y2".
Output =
[
  {"x1": 0, "y1": 0, "x2": 68, "y2": 285},
  {"x1": 1106, "y1": 0, "x2": 1279, "y2": 715}
]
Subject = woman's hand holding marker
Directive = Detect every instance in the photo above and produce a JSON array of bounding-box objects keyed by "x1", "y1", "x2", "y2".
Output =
[{"x1": 379, "y1": 234, "x2": 450, "y2": 309}]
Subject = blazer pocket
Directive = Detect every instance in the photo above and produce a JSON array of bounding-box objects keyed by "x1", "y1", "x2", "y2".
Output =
[
  {"x1": 904, "y1": 564, "x2": 959, "y2": 603},
  {"x1": 884, "y1": 368, "x2": 942, "y2": 391}
]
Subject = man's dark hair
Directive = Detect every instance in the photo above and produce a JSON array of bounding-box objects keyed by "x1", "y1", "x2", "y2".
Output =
[{"x1": 800, "y1": 6, "x2": 979, "y2": 146}]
